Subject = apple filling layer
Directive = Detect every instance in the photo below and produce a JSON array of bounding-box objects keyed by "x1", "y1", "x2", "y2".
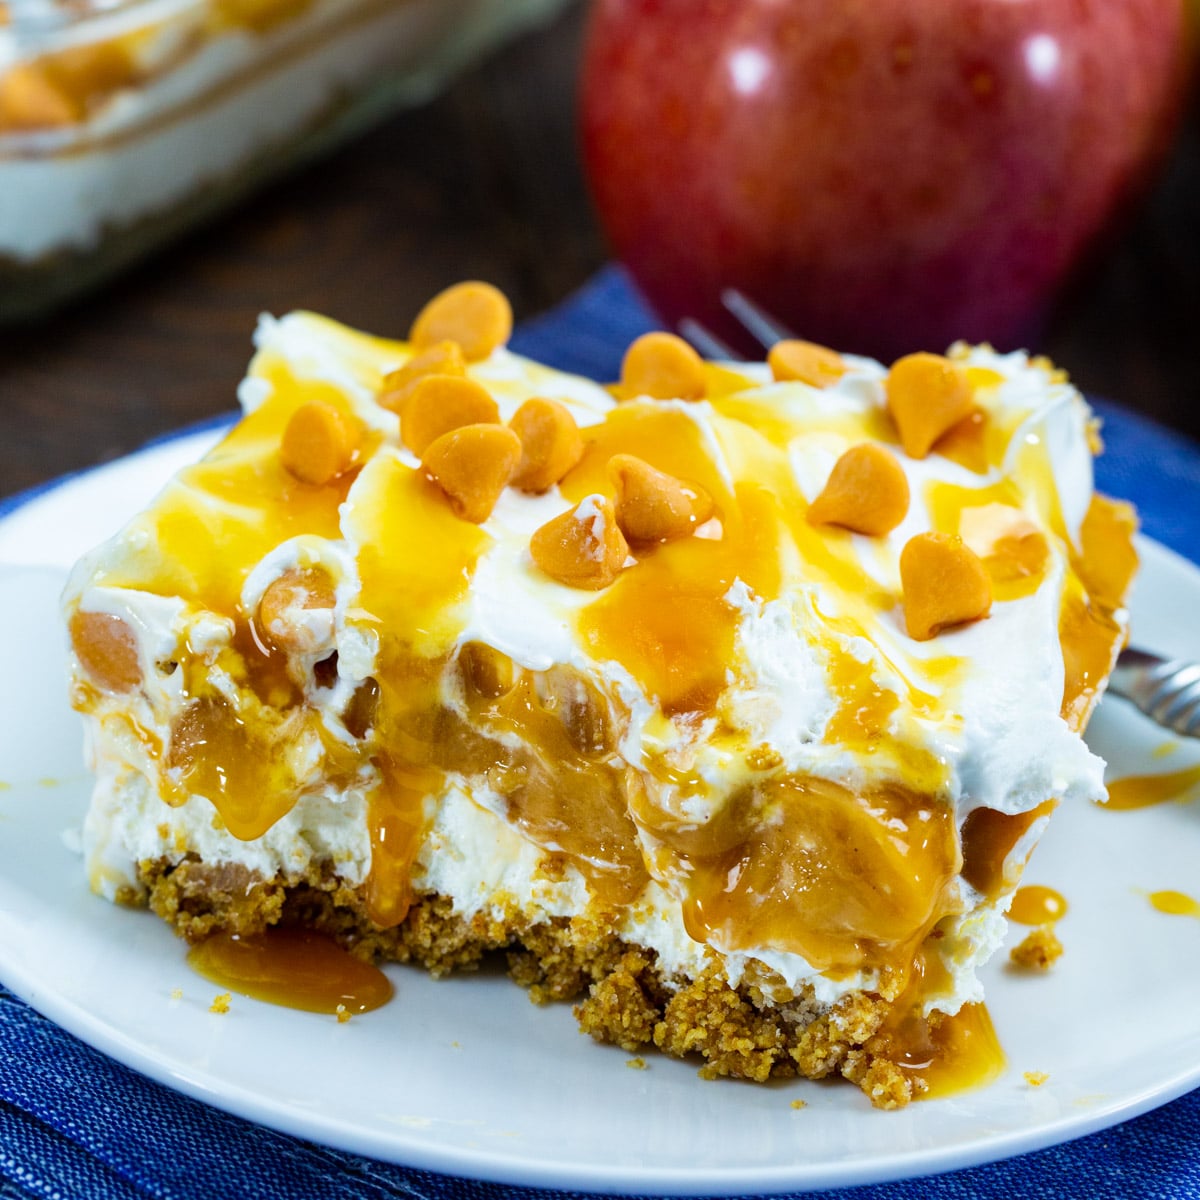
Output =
[{"x1": 64, "y1": 285, "x2": 1135, "y2": 1106}]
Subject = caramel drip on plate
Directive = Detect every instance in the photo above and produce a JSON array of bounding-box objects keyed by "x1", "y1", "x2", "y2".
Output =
[
  {"x1": 1102, "y1": 765, "x2": 1200, "y2": 811},
  {"x1": 1147, "y1": 890, "x2": 1200, "y2": 919},
  {"x1": 188, "y1": 927, "x2": 393, "y2": 1013},
  {"x1": 1009, "y1": 885, "x2": 1068, "y2": 926}
]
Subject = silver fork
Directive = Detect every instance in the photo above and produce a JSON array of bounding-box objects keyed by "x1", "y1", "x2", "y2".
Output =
[{"x1": 679, "y1": 289, "x2": 1200, "y2": 740}]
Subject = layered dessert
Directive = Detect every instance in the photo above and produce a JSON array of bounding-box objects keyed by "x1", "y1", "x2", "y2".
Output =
[
  {"x1": 63, "y1": 283, "x2": 1137, "y2": 1107},
  {"x1": 0, "y1": 0, "x2": 566, "y2": 319}
]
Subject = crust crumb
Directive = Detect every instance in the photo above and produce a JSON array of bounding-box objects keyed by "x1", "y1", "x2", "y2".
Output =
[
  {"x1": 137, "y1": 856, "x2": 936, "y2": 1108},
  {"x1": 790, "y1": 1099, "x2": 808, "y2": 1110},
  {"x1": 575, "y1": 950, "x2": 662, "y2": 1048},
  {"x1": 1009, "y1": 925, "x2": 1063, "y2": 971},
  {"x1": 1024, "y1": 1070, "x2": 1049, "y2": 1087},
  {"x1": 654, "y1": 967, "x2": 794, "y2": 1082},
  {"x1": 626, "y1": 1057, "x2": 647, "y2": 1070},
  {"x1": 209, "y1": 992, "x2": 231, "y2": 1014}
]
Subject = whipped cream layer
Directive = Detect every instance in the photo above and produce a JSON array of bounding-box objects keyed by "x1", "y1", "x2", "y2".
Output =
[{"x1": 64, "y1": 311, "x2": 1131, "y2": 1015}]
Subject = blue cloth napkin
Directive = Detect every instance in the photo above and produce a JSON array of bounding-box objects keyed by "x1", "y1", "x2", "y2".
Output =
[{"x1": 2, "y1": 266, "x2": 1199, "y2": 1199}]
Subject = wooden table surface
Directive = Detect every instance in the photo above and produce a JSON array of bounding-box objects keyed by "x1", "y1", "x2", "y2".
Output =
[{"x1": 2, "y1": 3, "x2": 1198, "y2": 505}]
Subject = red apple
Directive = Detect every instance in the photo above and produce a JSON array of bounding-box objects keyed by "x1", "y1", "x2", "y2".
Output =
[{"x1": 580, "y1": 0, "x2": 1191, "y2": 359}]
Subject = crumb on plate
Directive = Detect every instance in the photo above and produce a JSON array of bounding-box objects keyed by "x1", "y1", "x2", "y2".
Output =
[{"x1": 1010, "y1": 925, "x2": 1063, "y2": 971}]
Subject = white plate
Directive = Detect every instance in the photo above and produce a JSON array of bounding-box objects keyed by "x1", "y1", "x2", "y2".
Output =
[{"x1": 1, "y1": 430, "x2": 1199, "y2": 1196}]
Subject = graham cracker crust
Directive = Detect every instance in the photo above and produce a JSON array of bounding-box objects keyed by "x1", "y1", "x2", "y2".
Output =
[{"x1": 139, "y1": 855, "x2": 919, "y2": 1108}]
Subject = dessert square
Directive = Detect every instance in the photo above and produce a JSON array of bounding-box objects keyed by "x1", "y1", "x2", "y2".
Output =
[{"x1": 63, "y1": 284, "x2": 1136, "y2": 1106}]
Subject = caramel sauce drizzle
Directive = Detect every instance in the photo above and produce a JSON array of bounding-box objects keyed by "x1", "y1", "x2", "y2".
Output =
[
  {"x1": 95, "y1": 368, "x2": 356, "y2": 615},
  {"x1": 893, "y1": 1003, "x2": 1006, "y2": 1099},
  {"x1": 868, "y1": 953, "x2": 1006, "y2": 1097},
  {"x1": 461, "y1": 670, "x2": 647, "y2": 905},
  {"x1": 1059, "y1": 497, "x2": 1137, "y2": 732},
  {"x1": 1147, "y1": 890, "x2": 1200, "y2": 919},
  {"x1": 1009, "y1": 885, "x2": 1068, "y2": 926},
  {"x1": 959, "y1": 803, "x2": 1055, "y2": 900},
  {"x1": 925, "y1": 480, "x2": 1051, "y2": 602},
  {"x1": 188, "y1": 927, "x2": 393, "y2": 1014},
  {"x1": 668, "y1": 776, "x2": 961, "y2": 982},
  {"x1": 1102, "y1": 765, "x2": 1200, "y2": 812}
]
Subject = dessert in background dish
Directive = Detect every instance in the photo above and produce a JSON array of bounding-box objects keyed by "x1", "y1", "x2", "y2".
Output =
[
  {"x1": 0, "y1": 0, "x2": 568, "y2": 320},
  {"x1": 62, "y1": 282, "x2": 1137, "y2": 1107}
]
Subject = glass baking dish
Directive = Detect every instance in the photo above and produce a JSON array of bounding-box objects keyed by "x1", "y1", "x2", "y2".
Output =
[{"x1": 0, "y1": 0, "x2": 570, "y2": 321}]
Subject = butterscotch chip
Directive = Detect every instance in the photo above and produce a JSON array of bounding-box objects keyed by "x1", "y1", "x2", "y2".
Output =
[
  {"x1": 401, "y1": 375, "x2": 500, "y2": 456},
  {"x1": 409, "y1": 281, "x2": 512, "y2": 362},
  {"x1": 378, "y1": 341, "x2": 466, "y2": 415},
  {"x1": 886, "y1": 352, "x2": 974, "y2": 459},
  {"x1": 530, "y1": 495, "x2": 629, "y2": 590},
  {"x1": 608, "y1": 453, "x2": 714, "y2": 544},
  {"x1": 422, "y1": 423, "x2": 521, "y2": 524},
  {"x1": 0, "y1": 63, "x2": 80, "y2": 130},
  {"x1": 280, "y1": 401, "x2": 361, "y2": 485},
  {"x1": 621, "y1": 332, "x2": 707, "y2": 401},
  {"x1": 69, "y1": 610, "x2": 141, "y2": 693},
  {"x1": 768, "y1": 339, "x2": 846, "y2": 388},
  {"x1": 807, "y1": 444, "x2": 910, "y2": 537},
  {"x1": 509, "y1": 398, "x2": 585, "y2": 492},
  {"x1": 900, "y1": 532, "x2": 992, "y2": 641},
  {"x1": 257, "y1": 567, "x2": 337, "y2": 653}
]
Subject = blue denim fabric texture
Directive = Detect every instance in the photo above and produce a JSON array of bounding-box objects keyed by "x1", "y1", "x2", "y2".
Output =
[{"x1": 1, "y1": 266, "x2": 1198, "y2": 1198}]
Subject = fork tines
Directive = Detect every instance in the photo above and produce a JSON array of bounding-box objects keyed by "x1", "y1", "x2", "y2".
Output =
[{"x1": 678, "y1": 290, "x2": 797, "y2": 360}]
